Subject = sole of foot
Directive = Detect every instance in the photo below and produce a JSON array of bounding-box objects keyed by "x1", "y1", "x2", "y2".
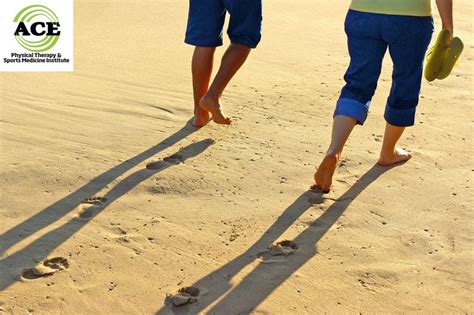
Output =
[
  {"x1": 199, "y1": 96, "x2": 231, "y2": 125},
  {"x1": 311, "y1": 154, "x2": 339, "y2": 193},
  {"x1": 377, "y1": 147, "x2": 412, "y2": 166}
]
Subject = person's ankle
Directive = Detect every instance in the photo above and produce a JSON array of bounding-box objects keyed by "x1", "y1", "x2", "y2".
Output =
[
  {"x1": 380, "y1": 148, "x2": 395, "y2": 157},
  {"x1": 325, "y1": 149, "x2": 340, "y2": 159},
  {"x1": 203, "y1": 91, "x2": 219, "y2": 102}
]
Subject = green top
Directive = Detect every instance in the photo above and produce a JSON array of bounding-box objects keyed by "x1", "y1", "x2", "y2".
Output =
[{"x1": 350, "y1": 0, "x2": 432, "y2": 17}]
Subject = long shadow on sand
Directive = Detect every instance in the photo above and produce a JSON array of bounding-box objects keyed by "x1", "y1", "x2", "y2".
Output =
[
  {"x1": 0, "y1": 122, "x2": 212, "y2": 291},
  {"x1": 157, "y1": 163, "x2": 400, "y2": 314}
]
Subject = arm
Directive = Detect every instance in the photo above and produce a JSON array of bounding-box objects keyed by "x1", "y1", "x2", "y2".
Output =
[{"x1": 436, "y1": 0, "x2": 454, "y2": 35}]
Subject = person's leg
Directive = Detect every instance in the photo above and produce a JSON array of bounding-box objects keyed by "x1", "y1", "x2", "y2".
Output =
[
  {"x1": 192, "y1": 47, "x2": 216, "y2": 127},
  {"x1": 312, "y1": 116, "x2": 357, "y2": 193},
  {"x1": 199, "y1": 0, "x2": 262, "y2": 125},
  {"x1": 379, "y1": 16, "x2": 434, "y2": 165},
  {"x1": 200, "y1": 44, "x2": 251, "y2": 124},
  {"x1": 313, "y1": 10, "x2": 387, "y2": 192},
  {"x1": 184, "y1": 0, "x2": 226, "y2": 126}
]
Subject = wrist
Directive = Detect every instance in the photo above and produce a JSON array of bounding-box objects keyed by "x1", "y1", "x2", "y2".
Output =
[{"x1": 442, "y1": 23, "x2": 454, "y2": 33}]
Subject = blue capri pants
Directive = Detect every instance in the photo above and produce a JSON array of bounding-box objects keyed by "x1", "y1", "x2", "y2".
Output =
[{"x1": 335, "y1": 10, "x2": 434, "y2": 127}]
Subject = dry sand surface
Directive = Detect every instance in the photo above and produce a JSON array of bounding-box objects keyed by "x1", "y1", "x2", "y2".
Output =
[{"x1": 1, "y1": 0, "x2": 473, "y2": 314}]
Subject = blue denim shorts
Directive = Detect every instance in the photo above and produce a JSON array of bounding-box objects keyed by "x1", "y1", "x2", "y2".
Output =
[
  {"x1": 185, "y1": 0, "x2": 262, "y2": 49},
  {"x1": 335, "y1": 10, "x2": 434, "y2": 127}
]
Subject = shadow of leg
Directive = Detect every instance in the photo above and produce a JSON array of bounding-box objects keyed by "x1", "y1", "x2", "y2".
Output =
[
  {"x1": 0, "y1": 122, "x2": 196, "y2": 257},
  {"x1": 156, "y1": 191, "x2": 316, "y2": 314},
  {"x1": 157, "y1": 164, "x2": 393, "y2": 313},
  {"x1": 0, "y1": 138, "x2": 214, "y2": 291},
  {"x1": 207, "y1": 165, "x2": 392, "y2": 313}
]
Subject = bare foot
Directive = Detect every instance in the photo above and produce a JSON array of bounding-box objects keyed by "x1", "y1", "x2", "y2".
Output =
[
  {"x1": 311, "y1": 154, "x2": 339, "y2": 193},
  {"x1": 378, "y1": 147, "x2": 412, "y2": 166},
  {"x1": 192, "y1": 106, "x2": 210, "y2": 127},
  {"x1": 199, "y1": 95, "x2": 231, "y2": 125}
]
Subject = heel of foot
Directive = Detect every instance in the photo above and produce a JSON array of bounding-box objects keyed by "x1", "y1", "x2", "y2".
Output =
[{"x1": 198, "y1": 97, "x2": 215, "y2": 112}]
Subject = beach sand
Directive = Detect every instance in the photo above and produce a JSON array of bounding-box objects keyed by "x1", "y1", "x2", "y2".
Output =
[{"x1": 1, "y1": 0, "x2": 473, "y2": 313}]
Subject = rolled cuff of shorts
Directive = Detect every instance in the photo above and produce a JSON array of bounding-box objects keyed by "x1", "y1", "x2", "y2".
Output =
[
  {"x1": 229, "y1": 35, "x2": 261, "y2": 49},
  {"x1": 334, "y1": 98, "x2": 369, "y2": 125},
  {"x1": 184, "y1": 35, "x2": 223, "y2": 48},
  {"x1": 384, "y1": 105, "x2": 417, "y2": 127}
]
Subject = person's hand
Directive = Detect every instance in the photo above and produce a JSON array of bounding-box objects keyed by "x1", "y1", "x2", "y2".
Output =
[{"x1": 444, "y1": 28, "x2": 454, "y2": 47}]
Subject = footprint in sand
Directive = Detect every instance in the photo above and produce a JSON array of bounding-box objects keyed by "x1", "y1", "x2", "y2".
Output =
[
  {"x1": 78, "y1": 197, "x2": 107, "y2": 219},
  {"x1": 372, "y1": 134, "x2": 383, "y2": 142},
  {"x1": 82, "y1": 196, "x2": 107, "y2": 205},
  {"x1": 257, "y1": 240, "x2": 298, "y2": 264},
  {"x1": 146, "y1": 153, "x2": 184, "y2": 170},
  {"x1": 166, "y1": 286, "x2": 202, "y2": 306},
  {"x1": 21, "y1": 257, "x2": 69, "y2": 280},
  {"x1": 356, "y1": 271, "x2": 397, "y2": 292},
  {"x1": 163, "y1": 153, "x2": 184, "y2": 164}
]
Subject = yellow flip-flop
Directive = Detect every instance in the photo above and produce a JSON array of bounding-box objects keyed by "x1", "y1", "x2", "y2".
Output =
[
  {"x1": 424, "y1": 30, "x2": 464, "y2": 82},
  {"x1": 436, "y1": 37, "x2": 464, "y2": 80},
  {"x1": 424, "y1": 30, "x2": 451, "y2": 82}
]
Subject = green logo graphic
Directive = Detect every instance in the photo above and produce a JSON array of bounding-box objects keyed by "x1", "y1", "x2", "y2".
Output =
[{"x1": 14, "y1": 5, "x2": 61, "y2": 52}]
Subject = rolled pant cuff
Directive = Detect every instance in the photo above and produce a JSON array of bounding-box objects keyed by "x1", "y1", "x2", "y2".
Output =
[
  {"x1": 184, "y1": 37, "x2": 223, "y2": 48},
  {"x1": 229, "y1": 35, "x2": 260, "y2": 49},
  {"x1": 384, "y1": 105, "x2": 416, "y2": 127},
  {"x1": 334, "y1": 98, "x2": 370, "y2": 125}
]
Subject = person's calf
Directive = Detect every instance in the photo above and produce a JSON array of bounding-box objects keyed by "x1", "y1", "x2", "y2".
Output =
[{"x1": 191, "y1": 47, "x2": 216, "y2": 127}]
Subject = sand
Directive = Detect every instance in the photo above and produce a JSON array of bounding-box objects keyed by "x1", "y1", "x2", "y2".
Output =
[{"x1": 1, "y1": 0, "x2": 473, "y2": 313}]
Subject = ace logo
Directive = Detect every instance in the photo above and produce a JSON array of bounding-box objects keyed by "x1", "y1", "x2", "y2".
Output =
[
  {"x1": 0, "y1": 0, "x2": 74, "y2": 72},
  {"x1": 13, "y1": 5, "x2": 61, "y2": 52}
]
